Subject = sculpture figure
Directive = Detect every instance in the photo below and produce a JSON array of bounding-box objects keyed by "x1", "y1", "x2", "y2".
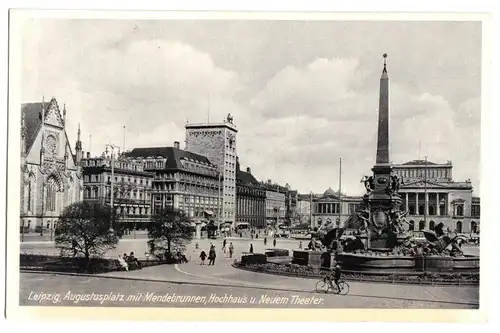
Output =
[
  {"x1": 361, "y1": 176, "x2": 374, "y2": 193},
  {"x1": 422, "y1": 222, "x2": 468, "y2": 256},
  {"x1": 226, "y1": 113, "x2": 234, "y2": 124}
]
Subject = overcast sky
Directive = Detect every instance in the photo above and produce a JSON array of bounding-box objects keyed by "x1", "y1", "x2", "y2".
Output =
[{"x1": 21, "y1": 19, "x2": 481, "y2": 195}]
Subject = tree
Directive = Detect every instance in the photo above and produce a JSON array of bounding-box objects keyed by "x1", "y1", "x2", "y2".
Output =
[
  {"x1": 147, "y1": 207, "x2": 193, "y2": 259},
  {"x1": 55, "y1": 201, "x2": 119, "y2": 262}
]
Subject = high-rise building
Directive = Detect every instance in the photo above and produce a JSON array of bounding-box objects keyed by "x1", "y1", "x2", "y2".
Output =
[{"x1": 185, "y1": 114, "x2": 237, "y2": 227}]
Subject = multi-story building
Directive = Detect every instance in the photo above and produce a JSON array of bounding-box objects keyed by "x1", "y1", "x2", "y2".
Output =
[
  {"x1": 296, "y1": 194, "x2": 314, "y2": 225},
  {"x1": 261, "y1": 180, "x2": 287, "y2": 227},
  {"x1": 125, "y1": 142, "x2": 222, "y2": 228},
  {"x1": 235, "y1": 158, "x2": 266, "y2": 229},
  {"x1": 393, "y1": 159, "x2": 480, "y2": 233},
  {"x1": 310, "y1": 188, "x2": 362, "y2": 229},
  {"x1": 81, "y1": 152, "x2": 154, "y2": 231},
  {"x1": 20, "y1": 97, "x2": 83, "y2": 234},
  {"x1": 184, "y1": 114, "x2": 237, "y2": 227}
]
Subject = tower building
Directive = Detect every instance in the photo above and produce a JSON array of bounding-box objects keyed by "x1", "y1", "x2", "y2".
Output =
[{"x1": 185, "y1": 114, "x2": 238, "y2": 226}]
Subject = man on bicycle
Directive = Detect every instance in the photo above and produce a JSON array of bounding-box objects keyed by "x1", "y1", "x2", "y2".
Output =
[{"x1": 329, "y1": 264, "x2": 342, "y2": 290}]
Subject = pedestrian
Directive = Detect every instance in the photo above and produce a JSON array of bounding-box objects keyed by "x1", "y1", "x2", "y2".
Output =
[
  {"x1": 264, "y1": 237, "x2": 267, "y2": 246},
  {"x1": 195, "y1": 242, "x2": 199, "y2": 250},
  {"x1": 199, "y1": 250, "x2": 207, "y2": 265},
  {"x1": 229, "y1": 242, "x2": 234, "y2": 258},
  {"x1": 299, "y1": 241, "x2": 303, "y2": 250},
  {"x1": 223, "y1": 243, "x2": 227, "y2": 255},
  {"x1": 223, "y1": 238, "x2": 227, "y2": 248},
  {"x1": 273, "y1": 238, "x2": 277, "y2": 248},
  {"x1": 208, "y1": 246, "x2": 216, "y2": 266},
  {"x1": 249, "y1": 244, "x2": 254, "y2": 253}
]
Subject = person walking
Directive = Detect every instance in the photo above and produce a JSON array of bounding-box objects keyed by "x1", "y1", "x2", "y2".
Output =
[
  {"x1": 208, "y1": 246, "x2": 216, "y2": 266},
  {"x1": 299, "y1": 241, "x2": 303, "y2": 250},
  {"x1": 229, "y1": 242, "x2": 234, "y2": 258},
  {"x1": 263, "y1": 237, "x2": 267, "y2": 246},
  {"x1": 249, "y1": 243, "x2": 254, "y2": 253},
  {"x1": 199, "y1": 250, "x2": 207, "y2": 265},
  {"x1": 273, "y1": 238, "x2": 277, "y2": 248},
  {"x1": 222, "y1": 238, "x2": 227, "y2": 249}
]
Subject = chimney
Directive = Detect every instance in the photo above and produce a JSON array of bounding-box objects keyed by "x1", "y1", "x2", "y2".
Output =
[
  {"x1": 174, "y1": 141, "x2": 180, "y2": 149},
  {"x1": 246, "y1": 167, "x2": 251, "y2": 174},
  {"x1": 87, "y1": 152, "x2": 90, "y2": 158}
]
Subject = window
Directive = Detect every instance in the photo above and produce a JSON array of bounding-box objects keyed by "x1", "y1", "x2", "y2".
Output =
[
  {"x1": 429, "y1": 220, "x2": 435, "y2": 231},
  {"x1": 456, "y1": 221, "x2": 463, "y2": 233},
  {"x1": 456, "y1": 205, "x2": 464, "y2": 216},
  {"x1": 27, "y1": 181, "x2": 31, "y2": 211},
  {"x1": 408, "y1": 220, "x2": 415, "y2": 231},
  {"x1": 471, "y1": 221, "x2": 478, "y2": 233}
]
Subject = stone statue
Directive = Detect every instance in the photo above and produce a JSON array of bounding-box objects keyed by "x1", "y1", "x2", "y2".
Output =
[
  {"x1": 226, "y1": 113, "x2": 234, "y2": 124},
  {"x1": 361, "y1": 176, "x2": 374, "y2": 193},
  {"x1": 390, "y1": 174, "x2": 401, "y2": 194},
  {"x1": 422, "y1": 224, "x2": 468, "y2": 256}
]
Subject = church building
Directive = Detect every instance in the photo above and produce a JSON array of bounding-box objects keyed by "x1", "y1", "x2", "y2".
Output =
[{"x1": 20, "y1": 97, "x2": 84, "y2": 234}]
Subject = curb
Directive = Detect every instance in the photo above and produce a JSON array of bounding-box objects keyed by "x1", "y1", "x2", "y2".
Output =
[{"x1": 232, "y1": 264, "x2": 480, "y2": 287}]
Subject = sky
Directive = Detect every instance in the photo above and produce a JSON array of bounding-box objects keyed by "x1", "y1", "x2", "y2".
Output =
[{"x1": 21, "y1": 19, "x2": 481, "y2": 195}]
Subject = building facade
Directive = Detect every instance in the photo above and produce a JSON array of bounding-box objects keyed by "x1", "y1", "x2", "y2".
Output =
[
  {"x1": 393, "y1": 160, "x2": 480, "y2": 233},
  {"x1": 310, "y1": 188, "x2": 362, "y2": 229},
  {"x1": 81, "y1": 152, "x2": 154, "y2": 231},
  {"x1": 125, "y1": 143, "x2": 222, "y2": 227},
  {"x1": 261, "y1": 180, "x2": 287, "y2": 227},
  {"x1": 20, "y1": 98, "x2": 83, "y2": 233},
  {"x1": 305, "y1": 159, "x2": 480, "y2": 234},
  {"x1": 235, "y1": 159, "x2": 266, "y2": 229},
  {"x1": 185, "y1": 114, "x2": 237, "y2": 227}
]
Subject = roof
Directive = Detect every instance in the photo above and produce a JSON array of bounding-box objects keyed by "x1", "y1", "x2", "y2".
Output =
[
  {"x1": 236, "y1": 169, "x2": 261, "y2": 187},
  {"x1": 125, "y1": 147, "x2": 215, "y2": 170},
  {"x1": 21, "y1": 101, "x2": 48, "y2": 154},
  {"x1": 401, "y1": 160, "x2": 438, "y2": 166},
  {"x1": 323, "y1": 187, "x2": 337, "y2": 196}
]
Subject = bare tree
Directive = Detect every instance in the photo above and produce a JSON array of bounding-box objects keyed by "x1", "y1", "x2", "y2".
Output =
[
  {"x1": 55, "y1": 201, "x2": 118, "y2": 264},
  {"x1": 147, "y1": 206, "x2": 193, "y2": 259}
]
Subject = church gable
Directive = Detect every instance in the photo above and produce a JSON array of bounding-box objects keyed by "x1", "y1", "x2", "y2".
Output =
[{"x1": 44, "y1": 98, "x2": 64, "y2": 128}]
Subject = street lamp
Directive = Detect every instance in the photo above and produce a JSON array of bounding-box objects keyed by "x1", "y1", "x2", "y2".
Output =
[{"x1": 105, "y1": 144, "x2": 120, "y2": 232}]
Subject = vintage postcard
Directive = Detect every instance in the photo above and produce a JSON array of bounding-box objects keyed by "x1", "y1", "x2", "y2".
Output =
[{"x1": 4, "y1": 9, "x2": 492, "y2": 322}]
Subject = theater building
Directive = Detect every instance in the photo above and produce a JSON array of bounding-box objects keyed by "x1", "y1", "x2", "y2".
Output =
[
  {"x1": 124, "y1": 143, "x2": 222, "y2": 230},
  {"x1": 393, "y1": 160, "x2": 480, "y2": 234},
  {"x1": 20, "y1": 98, "x2": 83, "y2": 234},
  {"x1": 81, "y1": 151, "x2": 154, "y2": 231},
  {"x1": 235, "y1": 159, "x2": 266, "y2": 229}
]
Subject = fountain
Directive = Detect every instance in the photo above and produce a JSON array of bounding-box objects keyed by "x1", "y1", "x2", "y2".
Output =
[{"x1": 293, "y1": 54, "x2": 479, "y2": 275}]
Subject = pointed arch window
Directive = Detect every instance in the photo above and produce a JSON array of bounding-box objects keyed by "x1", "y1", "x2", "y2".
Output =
[{"x1": 45, "y1": 178, "x2": 57, "y2": 212}]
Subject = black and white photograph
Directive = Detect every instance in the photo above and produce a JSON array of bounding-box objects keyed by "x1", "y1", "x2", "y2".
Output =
[{"x1": 5, "y1": 9, "x2": 490, "y2": 319}]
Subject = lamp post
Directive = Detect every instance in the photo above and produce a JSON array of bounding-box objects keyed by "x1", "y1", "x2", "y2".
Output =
[
  {"x1": 217, "y1": 167, "x2": 222, "y2": 236},
  {"x1": 338, "y1": 157, "x2": 342, "y2": 227},
  {"x1": 309, "y1": 191, "x2": 313, "y2": 230},
  {"x1": 105, "y1": 144, "x2": 120, "y2": 232},
  {"x1": 424, "y1": 156, "x2": 428, "y2": 226}
]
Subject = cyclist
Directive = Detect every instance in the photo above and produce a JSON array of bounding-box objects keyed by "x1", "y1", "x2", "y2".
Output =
[{"x1": 328, "y1": 264, "x2": 342, "y2": 291}]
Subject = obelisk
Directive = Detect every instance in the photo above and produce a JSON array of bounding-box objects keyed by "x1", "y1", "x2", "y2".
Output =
[{"x1": 376, "y1": 53, "x2": 390, "y2": 165}]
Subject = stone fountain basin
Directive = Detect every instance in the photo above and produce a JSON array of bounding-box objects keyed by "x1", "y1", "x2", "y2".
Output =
[{"x1": 336, "y1": 253, "x2": 479, "y2": 273}]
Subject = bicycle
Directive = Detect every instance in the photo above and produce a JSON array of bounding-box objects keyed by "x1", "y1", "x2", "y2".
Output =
[{"x1": 315, "y1": 276, "x2": 350, "y2": 295}]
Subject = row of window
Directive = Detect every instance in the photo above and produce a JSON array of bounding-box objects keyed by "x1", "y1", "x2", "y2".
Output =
[
  {"x1": 84, "y1": 187, "x2": 150, "y2": 201},
  {"x1": 84, "y1": 174, "x2": 152, "y2": 186},
  {"x1": 182, "y1": 160, "x2": 217, "y2": 177},
  {"x1": 407, "y1": 220, "x2": 478, "y2": 233},
  {"x1": 395, "y1": 168, "x2": 450, "y2": 179}
]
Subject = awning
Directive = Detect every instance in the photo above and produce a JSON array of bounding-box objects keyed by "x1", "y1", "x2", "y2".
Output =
[
  {"x1": 204, "y1": 210, "x2": 214, "y2": 215},
  {"x1": 238, "y1": 222, "x2": 250, "y2": 225},
  {"x1": 201, "y1": 222, "x2": 207, "y2": 227}
]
